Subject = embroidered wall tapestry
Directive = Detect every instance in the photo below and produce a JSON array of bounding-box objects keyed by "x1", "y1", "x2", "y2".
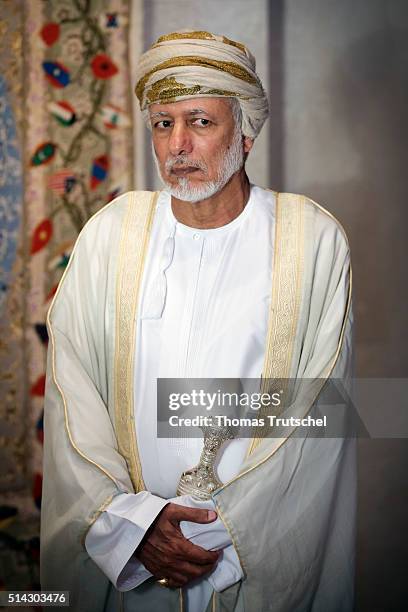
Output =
[{"x1": 0, "y1": 0, "x2": 133, "y2": 589}]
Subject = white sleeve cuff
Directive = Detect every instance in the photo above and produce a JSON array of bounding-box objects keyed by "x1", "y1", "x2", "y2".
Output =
[
  {"x1": 169, "y1": 495, "x2": 244, "y2": 590},
  {"x1": 85, "y1": 491, "x2": 168, "y2": 591},
  {"x1": 85, "y1": 492, "x2": 243, "y2": 593}
]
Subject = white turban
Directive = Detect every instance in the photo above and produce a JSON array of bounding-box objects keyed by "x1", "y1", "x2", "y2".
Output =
[{"x1": 134, "y1": 30, "x2": 269, "y2": 139}]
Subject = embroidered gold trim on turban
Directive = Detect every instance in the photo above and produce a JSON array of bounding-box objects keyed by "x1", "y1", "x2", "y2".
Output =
[
  {"x1": 155, "y1": 30, "x2": 248, "y2": 54},
  {"x1": 135, "y1": 56, "x2": 257, "y2": 102}
]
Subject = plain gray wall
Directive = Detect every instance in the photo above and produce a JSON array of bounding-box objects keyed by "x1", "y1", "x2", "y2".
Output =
[
  {"x1": 284, "y1": 0, "x2": 408, "y2": 377},
  {"x1": 283, "y1": 2, "x2": 408, "y2": 609},
  {"x1": 282, "y1": 0, "x2": 408, "y2": 612}
]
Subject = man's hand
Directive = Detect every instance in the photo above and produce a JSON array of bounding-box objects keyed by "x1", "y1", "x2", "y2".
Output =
[{"x1": 135, "y1": 502, "x2": 220, "y2": 588}]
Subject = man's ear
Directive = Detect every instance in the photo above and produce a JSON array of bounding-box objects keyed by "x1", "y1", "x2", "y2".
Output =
[{"x1": 243, "y1": 136, "x2": 254, "y2": 154}]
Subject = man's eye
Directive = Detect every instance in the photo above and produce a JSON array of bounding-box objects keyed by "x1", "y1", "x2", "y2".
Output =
[
  {"x1": 193, "y1": 118, "x2": 211, "y2": 127},
  {"x1": 154, "y1": 120, "x2": 172, "y2": 129}
]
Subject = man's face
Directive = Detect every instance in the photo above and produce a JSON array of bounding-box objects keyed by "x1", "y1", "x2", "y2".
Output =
[{"x1": 149, "y1": 97, "x2": 251, "y2": 202}]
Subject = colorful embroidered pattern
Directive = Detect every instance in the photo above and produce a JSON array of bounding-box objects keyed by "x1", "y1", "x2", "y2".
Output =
[{"x1": 0, "y1": 0, "x2": 133, "y2": 591}]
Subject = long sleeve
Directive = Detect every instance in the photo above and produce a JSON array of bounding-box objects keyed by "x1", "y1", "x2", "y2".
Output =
[
  {"x1": 41, "y1": 195, "x2": 139, "y2": 611},
  {"x1": 84, "y1": 492, "x2": 168, "y2": 590}
]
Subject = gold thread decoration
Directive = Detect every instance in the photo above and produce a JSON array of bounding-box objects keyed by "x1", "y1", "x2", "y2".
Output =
[
  {"x1": 214, "y1": 195, "x2": 352, "y2": 492},
  {"x1": 155, "y1": 31, "x2": 247, "y2": 54},
  {"x1": 135, "y1": 56, "x2": 257, "y2": 103},
  {"x1": 146, "y1": 76, "x2": 202, "y2": 104},
  {"x1": 221, "y1": 36, "x2": 247, "y2": 53},
  {"x1": 247, "y1": 193, "x2": 305, "y2": 455},
  {"x1": 46, "y1": 196, "x2": 134, "y2": 490},
  {"x1": 156, "y1": 31, "x2": 216, "y2": 44},
  {"x1": 114, "y1": 191, "x2": 159, "y2": 492},
  {"x1": 205, "y1": 88, "x2": 247, "y2": 98},
  {"x1": 145, "y1": 75, "x2": 246, "y2": 106}
]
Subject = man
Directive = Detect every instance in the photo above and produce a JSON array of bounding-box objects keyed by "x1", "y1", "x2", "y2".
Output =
[{"x1": 41, "y1": 31, "x2": 355, "y2": 612}]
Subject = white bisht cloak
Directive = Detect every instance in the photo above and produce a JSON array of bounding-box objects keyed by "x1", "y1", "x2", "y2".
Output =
[{"x1": 41, "y1": 190, "x2": 354, "y2": 612}]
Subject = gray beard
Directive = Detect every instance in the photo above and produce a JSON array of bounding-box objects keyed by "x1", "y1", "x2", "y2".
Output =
[{"x1": 152, "y1": 125, "x2": 244, "y2": 203}]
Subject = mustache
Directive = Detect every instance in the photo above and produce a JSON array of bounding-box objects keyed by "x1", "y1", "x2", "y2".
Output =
[{"x1": 165, "y1": 155, "x2": 208, "y2": 174}]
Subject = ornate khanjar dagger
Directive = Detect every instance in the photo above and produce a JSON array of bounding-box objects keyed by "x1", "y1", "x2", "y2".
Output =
[{"x1": 176, "y1": 424, "x2": 234, "y2": 501}]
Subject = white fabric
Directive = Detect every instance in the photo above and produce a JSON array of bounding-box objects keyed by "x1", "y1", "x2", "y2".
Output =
[
  {"x1": 85, "y1": 185, "x2": 275, "y2": 611},
  {"x1": 135, "y1": 30, "x2": 269, "y2": 139},
  {"x1": 87, "y1": 493, "x2": 242, "y2": 607},
  {"x1": 135, "y1": 185, "x2": 274, "y2": 492},
  {"x1": 84, "y1": 491, "x2": 168, "y2": 589},
  {"x1": 42, "y1": 186, "x2": 354, "y2": 612}
]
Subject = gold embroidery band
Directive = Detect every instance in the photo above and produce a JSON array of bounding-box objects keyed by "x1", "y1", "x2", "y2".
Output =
[
  {"x1": 114, "y1": 192, "x2": 158, "y2": 492},
  {"x1": 146, "y1": 77, "x2": 201, "y2": 104},
  {"x1": 145, "y1": 75, "x2": 245, "y2": 106},
  {"x1": 217, "y1": 195, "x2": 352, "y2": 489},
  {"x1": 156, "y1": 31, "x2": 217, "y2": 44},
  {"x1": 47, "y1": 197, "x2": 133, "y2": 489},
  {"x1": 46, "y1": 197, "x2": 137, "y2": 545},
  {"x1": 155, "y1": 31, "x2": 247, "y2": 54},
  {"x1": 247, "y1": 193, "x2": 305, "y2": 456},
  {"x1": 135, "y1": 56, "x2": 257, "y2": 103}
]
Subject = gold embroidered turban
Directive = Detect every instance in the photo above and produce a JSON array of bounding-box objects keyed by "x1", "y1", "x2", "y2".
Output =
[{"x1": 134, "y1": 30, "x2": 269, "y2": 139}]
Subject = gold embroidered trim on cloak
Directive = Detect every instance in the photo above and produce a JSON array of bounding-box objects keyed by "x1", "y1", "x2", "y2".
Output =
[
  {"x1": 216, "y1": 266, "x2": 352, "y2": 492},
  {"x1": 214, "y1": 195, "x2": 353, "y2": 490},
  {"x1": 247, "y1": 193, "x2": 305, "y2": 456},
  {"x1": 135, "y1": 56, "x2": 257, "y2": 103},
  {"x1": 114, "y1": 191, "x2": 158, "y2": 493},
  {"x1": 46, "y1": 195, "x2": 134, "y2": 492}
]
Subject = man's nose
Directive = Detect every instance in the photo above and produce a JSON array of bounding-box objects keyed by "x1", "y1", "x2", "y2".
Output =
[{"x1": 168, "y1": 123, "x2": 193, "y2": 156}]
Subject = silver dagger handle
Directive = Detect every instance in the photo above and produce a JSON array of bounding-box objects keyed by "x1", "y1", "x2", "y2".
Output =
[{"x1": 177, "y1": 425, "x2": 234, "y2": 500}]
